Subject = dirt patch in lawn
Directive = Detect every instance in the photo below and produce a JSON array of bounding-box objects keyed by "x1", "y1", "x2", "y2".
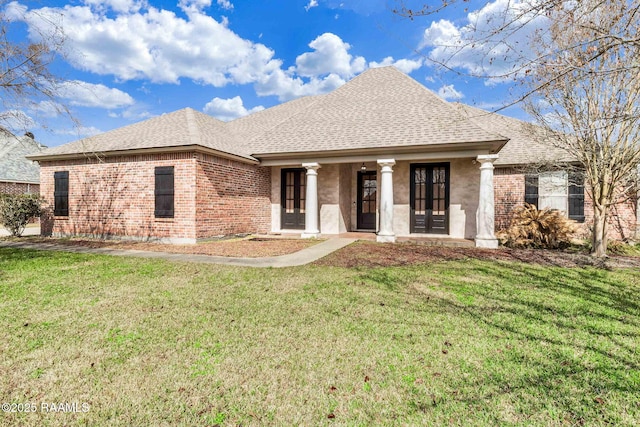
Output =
[
  {"x1": 5, "y1": 236, "x2": 321, "y2": 258},
  {"x1": 313, "y1": 241, "x2": 640, "y2": 269}
]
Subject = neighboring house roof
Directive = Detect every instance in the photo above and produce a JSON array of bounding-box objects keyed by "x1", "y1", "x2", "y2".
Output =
[
  {"x1": 31, "y1": 67, "x2": 519, "y2": 163},
  {"x1": 248, "y1": 67, "x2": 506, "y2": 156},
  {"x1": 453, "y1": 103, "x2": 574, "y2": 166},
  {"x1": 0, "y1": 130, "x2": 46, "y2": 184},
  {"x1": 30, "y1": 108, "x2": 258, "y2": 162}
]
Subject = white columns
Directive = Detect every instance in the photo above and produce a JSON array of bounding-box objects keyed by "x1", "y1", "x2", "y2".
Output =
[
  {"x1": 377, "y1": 159, "x2": 396, "y2": 243},
  {"x1": 302, "y1": 162, "x2": 321, "y2": 238},
  {"x1": 475, "y1": 154, "x2": 499, "y2": 248}
]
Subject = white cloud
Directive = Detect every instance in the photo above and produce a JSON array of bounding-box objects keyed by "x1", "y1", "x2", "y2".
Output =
[
  {"x1": 369, "y1": 56, "x2": 422, "y2": 74},
  {"x1": 217, "y1": 0, "x2": 233, "y2": 9},
  {"x1": 203, "y1": 96, "x2": 264, "y2": 121},
  {"x1": 305, "y1": 0, "x2": 318, "y2": 11},
  {"x1": 295, "y1": 33, "x2": 366, "y2": 78},
  {"x1": 419, "y1": 0, "x2": 548, "y2": 82},
  {"x1": 54, "y1": 125, "x2": 103, "y2": 137},
  {"x1": 58, "y1": 81, "x2": 135, "y2": 108},
  {"x1": 18, "y1": 2, "x2": 281, "y2": 87},
  {"x1": 83, "y1": 0, "x2": 146, "y2": 14},
  {"x1": 12, "y1": 2, "x2": 424, "y2": 104},
  {"x1": 437, "y1": 84, "x2": 464, "y2": 100},
  {"x1": 255, "y1": 68, "x2": 346, "y2": 101}
]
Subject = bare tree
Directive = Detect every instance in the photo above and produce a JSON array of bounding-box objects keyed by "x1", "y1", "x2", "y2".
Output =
[
  {"x1": 0, "y1": 0, "x2": 74, "y2": 132},
  {"x1": 523, "y1": 1, "x2": 640, "y2": 257},
  {"x1": 394, "y1": 0, "x2": 640, "y2": 256}
]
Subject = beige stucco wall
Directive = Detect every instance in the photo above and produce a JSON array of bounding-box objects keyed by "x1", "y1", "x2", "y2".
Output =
[{"x1": 271, "y1": 158, "x2": 480, "y2": 239}]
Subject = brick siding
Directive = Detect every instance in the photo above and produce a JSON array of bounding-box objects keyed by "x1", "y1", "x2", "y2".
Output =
[
  {"x1": 39, "y1": 153, "x2": 198, "y2": 241},
  {"x1": 495, "y1": 167, "x2": 638, "y2": 240},
  {"x1": 195, "y1": 153, "x2": 271, "y2": 238},
  {"x1": 0, "y1": 181, "x2": 39, "y2": 195},
  {"x1": 38, "y1": 151, "x2": 272, "y2": 242}
]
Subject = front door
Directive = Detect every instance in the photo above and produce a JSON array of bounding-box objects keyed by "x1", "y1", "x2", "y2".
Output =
[
  {"x1": 410, "y1": 163, "x2": 450, "y2": 234},
  {"x1": 357, "y1": 171, "x2": 377, "y2": 230},
  {"x1": 281, "y1": 168, "x2": 306, "y2": 230}
]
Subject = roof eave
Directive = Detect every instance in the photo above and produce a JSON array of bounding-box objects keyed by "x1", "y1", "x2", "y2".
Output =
[
  {"x1": 252, "y1": 139, "x2": 508, "y2": 160},
  {"x1": 27, "y1": 145, "x2": 260, "y2": 165}
]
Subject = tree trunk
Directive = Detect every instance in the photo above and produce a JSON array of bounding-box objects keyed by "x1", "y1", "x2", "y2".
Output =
[{"x1": 591, "y1": 205, "x2": 608, "y2": 257}]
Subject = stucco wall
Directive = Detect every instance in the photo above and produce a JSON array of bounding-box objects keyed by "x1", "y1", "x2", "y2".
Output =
[{"x1": 39, "y1": 153, "x2": 198, "y2": 243}]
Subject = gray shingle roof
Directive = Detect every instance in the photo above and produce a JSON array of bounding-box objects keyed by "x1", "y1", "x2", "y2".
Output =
[
  {"x1": 32, "y1": 108, "x2": 257, "y2": 161},
  {"x1": 247, "y1": 67, "x2": 506, "y2": 155},
  {"x1": 452, "y1": 103, "x2": 573, "y2": 166},
  {"x1": 33, "y1": 67, "x2": 512, "y2": 162},
  {"x1": 0, "y1": 130, "x2": 46, "y2": 183}
]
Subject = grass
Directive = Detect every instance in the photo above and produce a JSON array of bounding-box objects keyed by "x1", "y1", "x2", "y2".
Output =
[{"x1": 1, "y1": 247, "x2": 639, "y2": 426}]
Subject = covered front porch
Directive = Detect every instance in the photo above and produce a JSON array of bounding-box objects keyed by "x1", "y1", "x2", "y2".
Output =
[{"x1": 267, "y1": 155, "x2": 500, "y2": 248}]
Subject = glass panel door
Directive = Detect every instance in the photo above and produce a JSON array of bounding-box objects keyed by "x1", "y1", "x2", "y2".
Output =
[{"x1": 410, "y1": 163, "x2": 449, "y2": 234}]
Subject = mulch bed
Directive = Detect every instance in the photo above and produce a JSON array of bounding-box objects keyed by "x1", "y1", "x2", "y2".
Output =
[
  {"x1": 312, "y1": 241, "x2": 640, "y2": 269},
  {"x1": 2, "y1": 236, "x2": 320, "y2": 258}
]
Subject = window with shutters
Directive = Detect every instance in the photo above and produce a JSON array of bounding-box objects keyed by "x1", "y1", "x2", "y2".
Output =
[
  {"x1": 523, "y1": 170, "x2": 584, "y2": 223},
  {"x1": 155, "y1": 166, "x2": 174, "y2": 218},
  {"x1": 54, "y1": 171, "x2": 69, "y2": 217}
]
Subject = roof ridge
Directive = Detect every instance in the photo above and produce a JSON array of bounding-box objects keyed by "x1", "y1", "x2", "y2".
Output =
[{"x1": 184, "y1": 108, "x2": 202, "y2": 146}]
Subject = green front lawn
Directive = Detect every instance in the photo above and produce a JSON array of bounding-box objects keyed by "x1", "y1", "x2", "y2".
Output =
[{"x1": 0, "y1": 248, "x2": 638, "y2": 426}]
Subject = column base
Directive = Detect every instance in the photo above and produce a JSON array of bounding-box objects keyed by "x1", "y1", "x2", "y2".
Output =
[
  {"x1": 301, "y1": 231, "x2": 320, "y2": 239},
  {"x1": 475, "y1": 237, "x2": 499, "y2": 248},
  {"x1": 376, "y1": 234, "x2": 396, "y2": 243}
]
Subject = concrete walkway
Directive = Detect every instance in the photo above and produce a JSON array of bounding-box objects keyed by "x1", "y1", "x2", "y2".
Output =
[{"x1": 0, "y1": 237, "x2": 357, "y2": 268}]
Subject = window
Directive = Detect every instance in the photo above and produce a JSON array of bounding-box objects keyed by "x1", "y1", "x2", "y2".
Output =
[
  {"x1": 524, "y1": 170, "x2": 584, "y2": 223},
  {"x1": 155, "y1": 166, "x2": 174, "y2": 218},
  {"x1": 54, "y1": 171, "x2": 69, "y2": 216}
]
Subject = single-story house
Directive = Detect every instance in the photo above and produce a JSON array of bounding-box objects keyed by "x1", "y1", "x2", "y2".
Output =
[
  {"x1": 28, "y1": 66, "x2": 639, "y2": 245},
  {"x1": 0, "y1": 129, "x2": 46, "y2": 195}
]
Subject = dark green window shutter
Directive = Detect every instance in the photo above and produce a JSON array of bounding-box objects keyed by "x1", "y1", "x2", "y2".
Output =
[{"x1": 155, "y1": 166, "x2": 174, "y2": 218}]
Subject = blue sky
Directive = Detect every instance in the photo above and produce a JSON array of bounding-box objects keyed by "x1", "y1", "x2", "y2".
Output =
[{"x1": 5, "y1": 0, "x2": 537, "y2": 147}]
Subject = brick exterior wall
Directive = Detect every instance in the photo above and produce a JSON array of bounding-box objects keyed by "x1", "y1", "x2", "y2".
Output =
[
  {"x1": 195, "y1": 153, "x2": 271, "y2": 238},
  {"x1": 0, "y1": 181, "x2": 39, "y2": 195},
  {"x1": 38, "y1": 151, "x2": 272, "y2": 242},
  {"x1": 39, "y1": 153, "x2": 198, "y2": 242},
  {"x1": 494, "y1": 167, "x2": 638, "y2": 240}
]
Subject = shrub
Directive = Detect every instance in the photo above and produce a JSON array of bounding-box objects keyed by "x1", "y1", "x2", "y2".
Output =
[
  {"x1": 0, "y1": 193, "x2": 42, "y2": 237},
  {"x1": 498, "y1": 203, "x2": 578, "y2": 249}
]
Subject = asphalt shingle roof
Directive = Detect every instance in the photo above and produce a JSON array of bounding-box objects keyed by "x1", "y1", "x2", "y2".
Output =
[
  {"x1": 0, "y1": 130, "x2": 46, "y2": 183},
  {"x1": 36, "y1": 67, "x2": 578, "y2": 163},
  {"x1": 33, "y1": 108, "x2": 256, "y2": 161},
  {"x1": 452, "y1": 103, "x2": 573, "y2": 166},
  {"x1": 247, "y1": 67, "x2": 505, "y2": 155}
]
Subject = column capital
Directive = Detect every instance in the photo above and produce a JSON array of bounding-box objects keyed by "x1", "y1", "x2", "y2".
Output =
[
  {"x1": 377, "y1": 159, "x2": 396, "y2": 169},
  {"x1": 302, "y1": 162, "x2": 321, "y2": 171},
  {"x1": 476, "y1": 154, "x2": 499, "y2": 168}
]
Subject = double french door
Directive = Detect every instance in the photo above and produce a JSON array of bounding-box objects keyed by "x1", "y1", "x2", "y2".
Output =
[{"x1": 410, "y1": 163, "x2": 450, "y2": 234}]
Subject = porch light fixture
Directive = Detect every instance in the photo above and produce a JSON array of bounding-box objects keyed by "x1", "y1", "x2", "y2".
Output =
[{"x1": 360, "y1": 163, "x2": 367, "y2": 172}]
